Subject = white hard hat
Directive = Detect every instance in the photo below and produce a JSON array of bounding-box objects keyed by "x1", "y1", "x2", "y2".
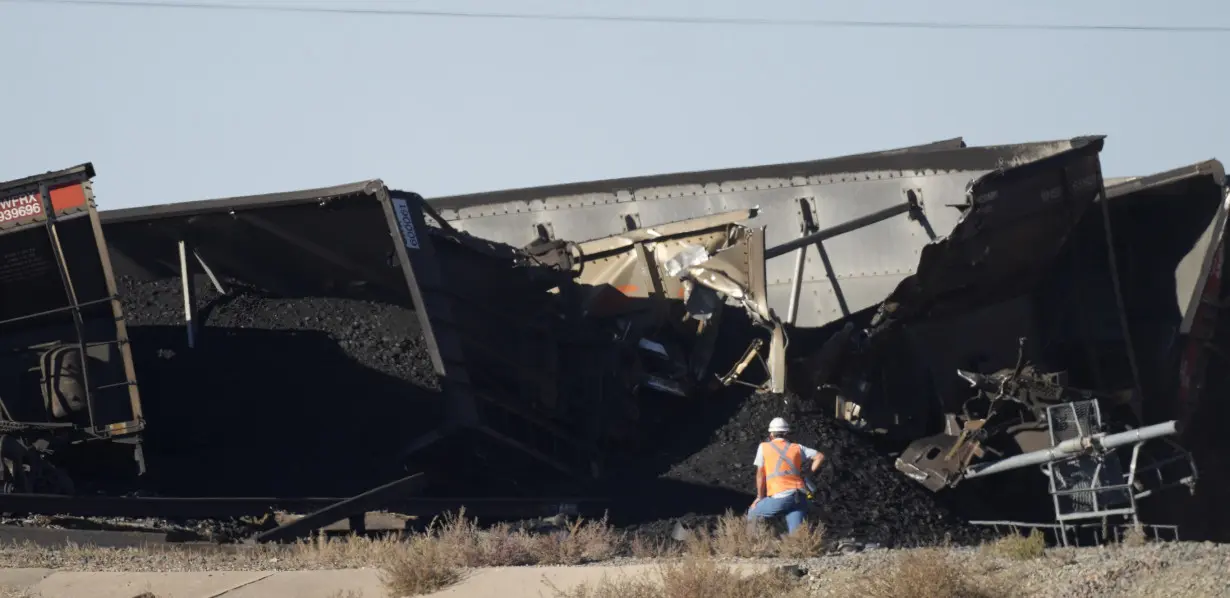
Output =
[{"x1": 768, "y1": 417, "x2": 790, "y2": 433}]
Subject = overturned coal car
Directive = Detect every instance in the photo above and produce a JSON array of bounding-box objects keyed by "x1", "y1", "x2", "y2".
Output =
[
  {"x1": 0, "y1": 164, "x2": 145, "y2": 494},
  {"x1": 802, "y1": 148, "x2": 1221, "y2": 537},
  {"x1": 87, "y1": 135, "x2": 1216, "y2": 539},
  {"x1": 422, "y1": 134, "x2": 1212, "y2": 536}
]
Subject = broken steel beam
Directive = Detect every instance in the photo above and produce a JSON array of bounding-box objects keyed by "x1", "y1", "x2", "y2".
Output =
[
  {"x1": 963, "y1": 421, "x2": 1179, "y2": 480},
  {"x1": 253, "y1": 473, "x2": 427, "y2": 543},
  {"x1": 764, "y1": 200, "x2": 915, "y2": 260}
]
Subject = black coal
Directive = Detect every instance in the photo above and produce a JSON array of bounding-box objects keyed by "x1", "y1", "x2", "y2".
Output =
[
  {"x1": 114, "y1": 275, "x2": 986, "y2": 547},
  {"x1": 622, "y1": 392, "x2": 991, "y2": 547},
  {"x1": 117, "y1": 276, "x2": 441, "y2": 497}
]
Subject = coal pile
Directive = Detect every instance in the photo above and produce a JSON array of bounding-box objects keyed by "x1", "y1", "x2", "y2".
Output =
[
  {"x1": 643, "y1": 392, "x2": 991, "y2": 547},
  {"x1": 117, "y1": 275, "x2": 443, "y2": 498}
]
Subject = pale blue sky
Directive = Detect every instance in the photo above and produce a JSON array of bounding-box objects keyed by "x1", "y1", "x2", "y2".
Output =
[{"x1": 2, "y1": 0, "x2": 1228, "y2": 209}]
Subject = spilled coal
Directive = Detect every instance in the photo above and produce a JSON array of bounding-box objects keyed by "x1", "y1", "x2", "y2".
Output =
[
  {"x1": 613, "y1": 390, "x2": 991, "y2": 548},
  {"x1": 116, "y1": 275, "x2": 442, "y2": 498},
  {"x1": 114, "y1": 275, "x2": 985, "y2": 547}
]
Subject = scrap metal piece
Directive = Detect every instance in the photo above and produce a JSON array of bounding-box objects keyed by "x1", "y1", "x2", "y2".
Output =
[
  {"x1": 963, "y1": 421, "x2": 1178, "y2": 480},
  {"x1": 719, "y1": 338, "x2": 764, "y2": 387},
  {"x1": 253, "y1": 472, "x2": 427, "y2": 543},
  {"x1": 681, "y1": 227, "x2": 787, "y2": 392},
  {"x1": 895, "y1": 433, "x2": 965, "y2": 492}
]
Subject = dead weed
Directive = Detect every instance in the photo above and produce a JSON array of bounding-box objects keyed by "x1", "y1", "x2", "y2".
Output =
[
  {"x1": 1120, "y1": 525, "x2": 1149, "y2": 547},
  {"x1": 378, "y1": 508, "x2": 623, "y2": 596},
  {"x1": 847, "y1": 548, "x2": 1013, "y2": 598},
  {"x1": 983, "y1": 529, "x2": 1047, "y2": 561},
  {"x1": 680, "y1": 512, "x2": 825, "y2": 558},
  {"x1": 378, "y1": 535, "x2": 463, "y2": 597}
]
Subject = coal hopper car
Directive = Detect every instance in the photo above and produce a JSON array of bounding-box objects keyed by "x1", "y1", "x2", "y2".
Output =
[{"x1": 0, "y1": 163, "x2": 145, "y2": 494}]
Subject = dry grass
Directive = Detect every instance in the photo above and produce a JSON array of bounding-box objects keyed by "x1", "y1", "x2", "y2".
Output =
[
  {"x1": 776, "y1": 520, "x2": 828, "y2": 559},
  {"x1": 983, "y1": 529, "x2": 1047, "y2": 561},
  {"x1": 418, "y1": 509, "x2": 620, "y2": 567},
  {"x1": 681, "y1": 512, "x2": 826, "y2": 558},
  {"x1": 628, "y1": 534, "x2": 681, "y2": 559},
  {"x1": 548, "y1": 556, "x2": 809, "y2": 598},
  {"x1": 377, "y1": 509, "x2": 623, "y2": 596},
  {"x1": 1120, "y1": 525, "x2": 1149, "y2": 547},
  {"x1": 378, "y1": 535, "x2": 464, "y2": 597},
  {"x1": 847, "y1": 548, "x2": 1013, "y2": 598}
]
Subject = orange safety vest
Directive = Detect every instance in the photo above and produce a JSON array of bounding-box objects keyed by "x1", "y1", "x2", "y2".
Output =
[{"x1": 760, "y1": 439, "x2": 806, "y2": 496}]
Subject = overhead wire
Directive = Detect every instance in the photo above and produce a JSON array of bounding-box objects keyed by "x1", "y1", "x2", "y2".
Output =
[{"x1": 3, "y1": 0, "x2": 1230, "y2": 34}]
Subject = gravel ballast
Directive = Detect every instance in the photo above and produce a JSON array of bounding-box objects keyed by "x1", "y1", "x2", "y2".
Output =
[{"x1": 0, "y1": 539, "x2": 1225, "y2": 598}]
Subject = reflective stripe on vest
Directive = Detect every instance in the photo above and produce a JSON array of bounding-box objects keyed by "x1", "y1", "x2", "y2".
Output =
[{"x1": 761, "y1": 439, "x2": 805, "y2": 496}]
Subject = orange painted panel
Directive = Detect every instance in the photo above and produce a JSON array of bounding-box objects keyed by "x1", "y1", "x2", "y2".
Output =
[{"x1": 49, "y1": 183, "x2": 87, "y2": 212}]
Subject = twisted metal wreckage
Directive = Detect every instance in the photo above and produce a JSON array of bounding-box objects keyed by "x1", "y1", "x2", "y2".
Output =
[{"x1": 0, "y1": 134, "x2": 1224, "y2": 542}]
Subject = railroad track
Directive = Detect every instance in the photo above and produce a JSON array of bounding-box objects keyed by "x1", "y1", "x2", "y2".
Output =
[{"x1": 0, "y1": 474, "x2": 608, "y2": 545}]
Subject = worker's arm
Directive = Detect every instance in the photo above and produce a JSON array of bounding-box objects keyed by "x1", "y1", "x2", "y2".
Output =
[
  {"x1": 810, "y1": 452, "x2": 825, "y2": 473},
  {"x1": 755, "y1": 467, "x2": 767, "y2": 499}
]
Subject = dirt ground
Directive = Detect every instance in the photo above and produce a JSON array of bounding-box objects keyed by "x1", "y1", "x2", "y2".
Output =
[{"x1": 0, "y1": 538, "x2": 1226, "y2": 598}]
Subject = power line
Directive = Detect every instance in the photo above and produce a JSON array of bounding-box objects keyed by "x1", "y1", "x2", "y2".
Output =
[{"x1": 5, "y1": 0, "x2": 1230, "y2": 33}]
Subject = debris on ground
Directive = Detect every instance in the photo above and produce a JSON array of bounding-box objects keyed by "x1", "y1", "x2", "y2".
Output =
[{"x1": 630, "y1": 392, "x2": 990, "y2": 548}]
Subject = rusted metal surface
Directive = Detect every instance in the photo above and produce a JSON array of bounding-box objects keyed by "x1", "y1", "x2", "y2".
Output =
[{"x1": 0, "y1": 163, "x2": 146, "y2": 493}]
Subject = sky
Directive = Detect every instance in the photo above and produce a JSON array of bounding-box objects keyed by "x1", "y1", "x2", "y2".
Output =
[{"x1": 2, "y1": 0, "x2": 1229, "y2": 210}]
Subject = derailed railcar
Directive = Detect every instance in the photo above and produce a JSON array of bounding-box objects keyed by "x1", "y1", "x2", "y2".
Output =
[
  {"x1": 101, "y1": 178, "x2": 788, "y2": 488},
  {"x1": 100, "y1": 182, "x2": 653, "y2": 491},
  {"x1": 840, "y1": 149, "x2": 1214, "y2": 538},
  {"x1": 427, "y1": 136, "x2": 1094, "y2": 330},
  {"x1": 0, "y1": 163, "x2": 145, "y2": 494}
]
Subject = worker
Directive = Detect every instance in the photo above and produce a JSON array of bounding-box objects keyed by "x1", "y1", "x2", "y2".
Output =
[{"x1": 747, "y1": 417, "x2": 824, "y2": 534}]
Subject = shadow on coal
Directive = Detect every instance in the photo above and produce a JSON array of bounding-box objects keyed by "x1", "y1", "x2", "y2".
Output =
[{"x1": 126, "y1": 324, "x2": 443, "y2": 498}]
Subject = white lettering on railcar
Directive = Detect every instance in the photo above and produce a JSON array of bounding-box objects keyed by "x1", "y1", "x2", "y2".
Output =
[
  {"x1": 0, "y1": 194, "x2": 44, "y2": 225},
  {"x1": 391, "y1": 198, "x2": 420, "y2": 250}
]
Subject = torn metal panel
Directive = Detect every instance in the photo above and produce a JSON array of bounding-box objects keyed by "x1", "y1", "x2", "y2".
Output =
[
  {"x1": 869, "y1": 137, "x2": 1107, "y2": 333},
  {"x1": 557, "y1": 208, "x2": 756, "y2": 313},
  {"x1": 429, "y1": 137, "x2": 1094, "y2": 329},
  {"x1": 790, "y1": 138, "x2": 1111, "y2": 446},
  {"x1": 528, "y1": 209, "x2": 786, "y2": 394},
  {"x1": 677, "y1": 226, "x2": 786, "y2": 392}
]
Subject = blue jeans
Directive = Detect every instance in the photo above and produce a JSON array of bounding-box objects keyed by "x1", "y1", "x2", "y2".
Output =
[{"x1": 746, "y1": 491, "x2": 808, "y2": 533}]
